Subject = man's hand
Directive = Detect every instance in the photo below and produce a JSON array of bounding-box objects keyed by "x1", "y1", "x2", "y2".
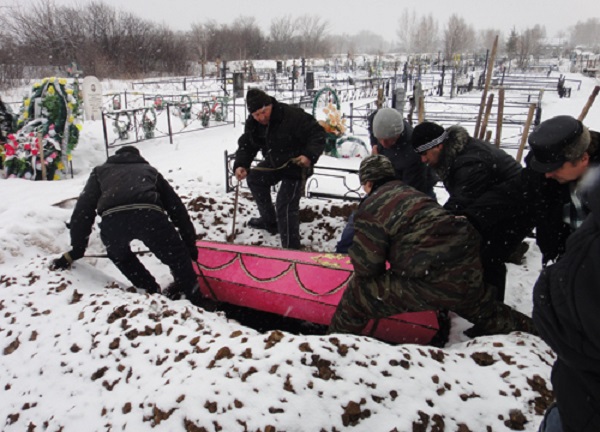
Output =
[
  {"x1": 235, "y1": 167, "x2": 247, "y2": 181},
  {"x1": 293, "y1": 155, "x2": 311, "y2": 168}
]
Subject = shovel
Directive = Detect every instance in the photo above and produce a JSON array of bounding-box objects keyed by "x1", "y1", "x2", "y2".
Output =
[{"x1": 226, "y1": 182, "x2": 240, "y2": 243}]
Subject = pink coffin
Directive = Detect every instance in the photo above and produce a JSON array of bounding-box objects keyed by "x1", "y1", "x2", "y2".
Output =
[{"x1": 195, "y1": 240, "x2": 439, "y2": 345}]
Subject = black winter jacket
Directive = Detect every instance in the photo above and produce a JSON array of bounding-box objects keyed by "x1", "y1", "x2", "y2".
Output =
[
  {"x1": 234, "y1": 97, "x2": 326, "y2": 179},
  {"x1": 68, "y1": 152, "x2": 196, "y2": 259},
  {"x1": 533, "y1": 168, "x2": 600, "y2": 432},
  {"x1": 433, "y1": 125, "x2": 522, "y2": 213},
  {"x1": 464, "y1": 131, "x2": 600, "y2": 263}
]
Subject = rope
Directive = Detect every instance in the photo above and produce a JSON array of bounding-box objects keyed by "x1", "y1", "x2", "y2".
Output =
[{"x1": 250, "y1": 157, "x2": 301, "y2": 172}]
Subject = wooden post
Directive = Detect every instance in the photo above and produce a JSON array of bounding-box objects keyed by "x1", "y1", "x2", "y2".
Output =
[
  {"x1": 37, "y1": 131, "x2": 46, "y2": 181},
  {"x1": 418, "y1": 95, "x2": 425, "y2": 124},
  {"x1": 226, "y1": 183, "x2": 240, "y2": 243},
  {"x1": 495, "y1": 87, "x2": 505, "y2": 148},
  {"x1": 479, "y1": 93, "x2": 495, "y2": 140},
  {"x1": 376, "y1": 88, "x2": 384, "y2": 109},
  {"x1": 474, "y1": 35, "x2": 499, "y2": 138},
  {"x1": 578, "y1": 85, "x2": 600, "y2": 121},
  {"x1": 516, "y1": 103, "x2": 537, "y2": 163}
]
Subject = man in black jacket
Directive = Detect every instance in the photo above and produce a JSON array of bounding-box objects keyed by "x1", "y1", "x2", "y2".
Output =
[
  {"x1": 463, "y1": 115, "x2": 599, "y2": 267},
  {"x1": 234, "y1": 88, "x2": 326, "y2": 249},
  {"x1": 533, "y1": 167, "x2": 600, "y2": 432},
  {"x1": 411, "y1": 121, "x2": 530, "y2": 301},
  {"x1": 50, "y1": 146, "x2": 199, "y2": 301}
]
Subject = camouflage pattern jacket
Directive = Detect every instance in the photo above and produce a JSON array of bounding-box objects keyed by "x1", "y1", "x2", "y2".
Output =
[{"x1": 350, "y1": 179, "x2": 480, "y2": 282}]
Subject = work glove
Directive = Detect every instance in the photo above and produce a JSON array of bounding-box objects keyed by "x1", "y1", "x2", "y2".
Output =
[{"x1": 50, "y1": 252, "x2": 73, "y2": 271}]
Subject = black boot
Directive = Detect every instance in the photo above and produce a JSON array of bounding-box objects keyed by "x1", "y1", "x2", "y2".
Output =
[{"x1": 248, "y1": 217, "x2": 278, "y2": 235}]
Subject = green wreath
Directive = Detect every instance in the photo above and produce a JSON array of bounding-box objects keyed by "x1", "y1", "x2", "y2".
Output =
[
  {"x1": 179, "y1": 95, "x2": 192, "y2": 121},
  {"x1": 153, "y1": 95, "x2": 164, "y2": 111},
  {"x1": 112, "y1": 94, "x2": 122, "y2": 111},
  {"x1": 200, "y1": 101, "x2": 211, "y2": 127},
  {"x1": 312, "y1": 87, "x2": 340, "y2": 118},
  {"x1": 141, "y1": 108, "x2": 156, "y2": 139},
  {"x1": 14, "y1": 77, "x2": 82, "y2": 180},
  {"x1": 214, "y1": 96, "x2": 229, "y2": 122},
  {"x1": 114, "y1": 112, "x2": 131, "y2": 140}
]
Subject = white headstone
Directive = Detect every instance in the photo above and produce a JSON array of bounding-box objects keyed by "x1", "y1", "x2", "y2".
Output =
[{"x1": 82, "y1": 76, "x2": 103, "y2": 121}]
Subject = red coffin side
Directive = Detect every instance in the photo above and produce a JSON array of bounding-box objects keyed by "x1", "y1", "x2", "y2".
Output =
[{"x1": 194, "y1": 240, "x2": 439, "y2": 345}]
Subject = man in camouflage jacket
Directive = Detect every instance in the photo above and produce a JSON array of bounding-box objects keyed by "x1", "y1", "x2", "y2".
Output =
[{"x1": 328, "y1": 154, "x2": 535, "y2": 338}]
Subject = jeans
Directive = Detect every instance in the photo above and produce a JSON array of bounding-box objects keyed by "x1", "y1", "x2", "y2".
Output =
[
  {"x1": 538, "y1": 403, "x2": 563, "y2": 432},
  {"x1": 335, "y1": 211, "x2": 356, "y2": 254}
]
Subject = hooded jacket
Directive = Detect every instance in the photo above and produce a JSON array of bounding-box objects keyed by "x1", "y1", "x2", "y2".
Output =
[{"x1": 233, "y1": 97, "x2": 326, "y2": 179}]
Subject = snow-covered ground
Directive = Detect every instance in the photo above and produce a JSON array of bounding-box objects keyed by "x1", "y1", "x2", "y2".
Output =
[{"x1": 0, "y1": 71, "x2": 598, "y2": 431}]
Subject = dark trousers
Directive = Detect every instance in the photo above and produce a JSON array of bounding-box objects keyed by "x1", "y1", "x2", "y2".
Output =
[
  {"x1": 480, "y1": 217, "x2": 532, "y2": 301},
  {"x1": 246, "y1": 164, "x2": 305, "y2": 249},
  {"x1": 99, "y1": 209, "x2": 197, "y2": 295},
  {"x1": 335, "y1": 211, "x2": 356, "y2": 254}
]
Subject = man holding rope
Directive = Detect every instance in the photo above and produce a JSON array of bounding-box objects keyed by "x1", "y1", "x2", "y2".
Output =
[{"x1": 234, "y1": 88, "x2": 326, "y2": 249}]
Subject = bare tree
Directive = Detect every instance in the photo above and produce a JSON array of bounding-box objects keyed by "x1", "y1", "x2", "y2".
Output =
[
  {"x1": 350, "y1": 31, "x2": 388, "y2": 54},
  {"x1": 570, "y1": 18, "x2": 600, "y2": 50},
  {"x1": 516, "y1": 25, "x2": 545, "y2": 69},
  {"x1": 443, "y1": 14, "x2": 475, "y2": 61},
  {"x1": 295, "y1": 14, "x2": 330, "y2": 58},
  {"x1": 477, "y1": 29, "x2": 503, "y2": 54},
  {"x1": 6, "y1": 0, "x2": 68, "y2": 66},
  {"x1": 413, "y1": 14, "x2": 439, "y2": 54},
  {"x1": 230, "y1": 16, "x2": 265, "y2": 60},
  {"x1": 269, "y1": 15, "x2": 297, "y2": 58},
  {"x1": 396, "y1": 8, "x2": 417, "y2": 53}
]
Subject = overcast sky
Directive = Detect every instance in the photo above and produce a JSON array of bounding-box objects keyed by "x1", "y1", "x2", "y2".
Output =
[{"x1": 16, "y1": 0, "x2": 600, "y2": 41}]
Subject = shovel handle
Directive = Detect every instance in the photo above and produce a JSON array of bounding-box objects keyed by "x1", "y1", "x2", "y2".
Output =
[{"x1": 228, "y1": 182, "x2": 240, "y2": 242}]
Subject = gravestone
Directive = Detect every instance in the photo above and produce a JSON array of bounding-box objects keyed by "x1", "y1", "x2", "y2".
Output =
[{"x1": 82, "y1": 76, "x2": 102, "y2": 121}]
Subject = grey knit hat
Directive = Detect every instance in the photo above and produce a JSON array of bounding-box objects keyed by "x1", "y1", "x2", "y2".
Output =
[
  {"x1": 373, "y1": 108, "x2": 404, "y2": 139},
  {"x1": 359, "y1": 154, "x2": 395, "y2": 184}
]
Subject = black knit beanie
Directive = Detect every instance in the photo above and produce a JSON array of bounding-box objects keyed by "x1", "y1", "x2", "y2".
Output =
[
  {"x1": 411, "y1": 122, "x2": 447, "y2": 153},
  {"x1": 115, "y1": 145, "x2": 140, "y2": 156},
  {"x1": 246, "y1": 88, "x2": 271, "y2": 113}
]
